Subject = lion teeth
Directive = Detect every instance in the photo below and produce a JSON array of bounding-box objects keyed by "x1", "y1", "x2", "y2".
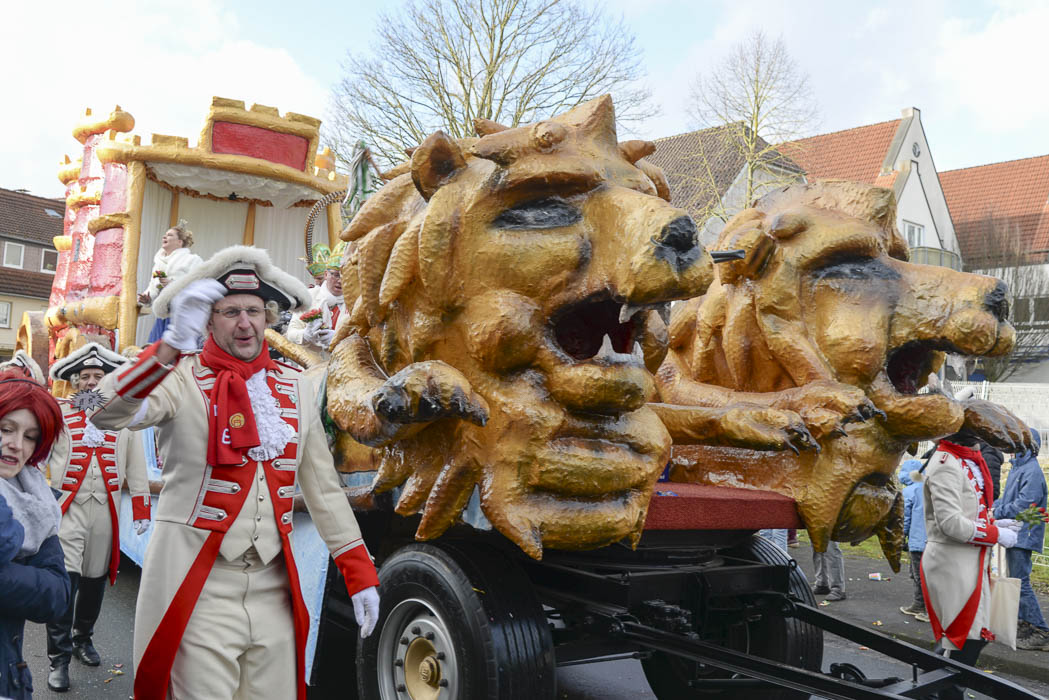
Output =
[
  {"x1": 594, "y1": 334, "x2": 643, "y2": 364},
  {"x1": 619, "y1": 303, "x2": 645, "y2": 323}
]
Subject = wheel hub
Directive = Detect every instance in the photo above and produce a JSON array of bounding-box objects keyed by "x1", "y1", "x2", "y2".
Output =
[
  {"x1": 404, "y1": 638, "x2": 440, "y2": 698},
  {"x1": 377, "y1": 598, "x2": 458, "y2": 700}
]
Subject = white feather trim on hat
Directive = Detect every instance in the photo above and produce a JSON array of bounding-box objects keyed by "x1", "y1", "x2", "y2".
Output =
[
  {"x1": 0, "y1": 349, "x2": 45, "y2": 385},
  {"x1": 49, "y1": 342, "x2": 126, "y2": 382},
  {"x1": 152, "y1": 245, "x2": 310, "y2": 318}
]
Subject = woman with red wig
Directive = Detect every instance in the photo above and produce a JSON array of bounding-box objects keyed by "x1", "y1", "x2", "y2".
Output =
[{"x1": 0, "y1": 368, "x2": 71, "y2": 698}]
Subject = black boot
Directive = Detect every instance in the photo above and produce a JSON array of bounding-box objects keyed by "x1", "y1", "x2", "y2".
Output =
[
  {"x1": 46, "y1": 571, "x2": 78, "y2": 691},
  {"x1": 47, "y1": 661, "x2": 70, "y2": 693},
  {"x1": 72, "y1": 575, "x2": 106, "y2": 666}
]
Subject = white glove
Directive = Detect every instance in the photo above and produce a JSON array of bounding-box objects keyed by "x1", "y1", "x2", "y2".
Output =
[
  {"x1": 303, "y1": 321, "x2": 335, "y2": 348},
  {"x1": 351, "y1": 585, "x2": 380, "y2": 638},
  {"x1": 133, "y1": 519, "x2": 150, "y2": 536},
  {"x1": 998, "y1": 527, "x2": 1019, "y2": 549},
  {"x1": 996, "y1": 518, "x2": 1023, "y2": 532},
  {"x1": 162, "y1": 279, "x2": 226, "y2": 351}
]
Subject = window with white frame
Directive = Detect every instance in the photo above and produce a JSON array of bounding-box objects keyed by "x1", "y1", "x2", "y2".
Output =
[
  {"x1": 0, "y1": 301, "x2": 10, "y2": 328},
  {"x1": 40, "y1": 249, "x2": 58, "y2": 273},
  {"x1": 3, "y1": 242, "x2": 24, "y2": 269},
  {"x1": 903, "y1": 221, "x2": 924, "y2": 248}
]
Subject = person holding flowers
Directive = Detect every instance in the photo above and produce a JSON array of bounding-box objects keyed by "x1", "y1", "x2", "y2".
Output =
[
  {"x1": 994, "y1": 430, "x2": 1049, "y2": 650},
  {"x1": 286, "y1": 241, "x2": 347, "y2": 356}
]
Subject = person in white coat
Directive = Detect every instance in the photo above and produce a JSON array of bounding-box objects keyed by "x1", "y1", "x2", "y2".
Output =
[
  {"x1": 921, "y1": 431, "x2": 1024, "y2": 700},
  {"x1": 45, "y1": 342, "x2": 152, "y2": 692},
  {"x1": 286, "y1": 241, "x2": 346, "y2": 356},
  {"x1": 89, "y1": 245, "x2": 379, "y2": 700},
  {"x1": 138, "y1": 220, "x2": 203, "y2": 345}
]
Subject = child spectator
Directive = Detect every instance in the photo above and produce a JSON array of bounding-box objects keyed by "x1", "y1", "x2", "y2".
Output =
[{"x1": 899, "y1": 458, "x2": 929, "y2": 622}]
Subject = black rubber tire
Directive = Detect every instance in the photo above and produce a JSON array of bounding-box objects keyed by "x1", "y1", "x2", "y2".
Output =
[
  {"x1": 641, "y1": 534, "x2": 824, "y2": 700},
  {"x1": 356, "y1": 541, "x2": 556, "y2": 700}
]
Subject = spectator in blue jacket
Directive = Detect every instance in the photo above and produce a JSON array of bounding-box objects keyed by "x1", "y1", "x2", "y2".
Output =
[
  {"x1": 898, "y1": 459, "x2": 929, "y2": 621},
  {"x1": 994, "y1": 430, "x2": 1048, "y2": 651},
  {"x1": 0, "y1": 368, "x2": 70, "y2": 698}
]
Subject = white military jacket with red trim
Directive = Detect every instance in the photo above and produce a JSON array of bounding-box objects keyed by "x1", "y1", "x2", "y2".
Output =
[
  {"x1": 88, "y1": 341, "x2": 378, "y2": 587},
  {"x1": 89, "y1": 341, "x2": 378, "y2": 700},
  {"x1": 48, "y1": 402, "x2": 151, "y2": 520}
]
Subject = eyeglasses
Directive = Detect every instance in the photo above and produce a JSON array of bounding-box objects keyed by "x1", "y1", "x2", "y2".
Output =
[{"x1": 213, "y1": 306, "x2": 265, "y2": 319}]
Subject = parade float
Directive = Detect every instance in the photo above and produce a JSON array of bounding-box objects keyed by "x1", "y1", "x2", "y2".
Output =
[
  {"x1": 32, "y1": 98, "x2": 347, "y2": 396},
  {"x1": 37, "y1": 96, "x2": 1039, "y2": 700}
]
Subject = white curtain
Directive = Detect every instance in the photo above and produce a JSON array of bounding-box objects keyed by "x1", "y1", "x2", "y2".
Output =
[
  {"x1": 176, "y1": 196, "x2": 250, "y2": 262},
  {"x1": 135, "y1": 182, "x2": 172, "y2": 345},
  {"x1": 254, "y1": 205, "x2": 325, "y2": 285}
]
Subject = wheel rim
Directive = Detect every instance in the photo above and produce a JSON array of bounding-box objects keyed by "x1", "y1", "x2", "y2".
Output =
[{"x1": 377, "y1": 597, "x2": 459, "y2": 700}]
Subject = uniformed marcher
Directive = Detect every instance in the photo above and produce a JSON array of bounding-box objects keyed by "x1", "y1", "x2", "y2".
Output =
[
  {"x1": 88, "y1": 245, "x2": 380, "y2": 700},
  {"x1": 921, "y1": 432, "x2": 1024, "y2": 700},
  {"x1": 45, "y1": 342, "x2": 152, "y2": 692}
]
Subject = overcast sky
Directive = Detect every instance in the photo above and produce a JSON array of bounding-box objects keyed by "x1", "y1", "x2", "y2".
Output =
[{"x1": 2, "y1": 0, "x2": 1046, "y2": 198}]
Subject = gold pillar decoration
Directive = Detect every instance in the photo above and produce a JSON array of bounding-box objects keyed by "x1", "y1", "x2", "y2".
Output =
[
  {"x1": 327, "y1": 201, "x2": 341, "y2": 248},
  {"x1": 118, "y1": 161, "x2": 147, "y2": 351},
  {"x1": 243, "y1": 201, "x2": 256, "y2": 246},
  {"x1": 168, "y1": 191, "x2": 180, "y2": 228}
]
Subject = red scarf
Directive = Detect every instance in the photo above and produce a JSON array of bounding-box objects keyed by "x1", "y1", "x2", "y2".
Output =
[
  {"x1": 937, "y1": 440, "x2": 994, "y2": 507},
  {"x1": 199, "y1": 337, "x2": 275, "y2": 467}
]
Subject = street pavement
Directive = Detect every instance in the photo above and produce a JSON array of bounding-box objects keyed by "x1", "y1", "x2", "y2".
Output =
[{"x1": 18, "y1": 551, "x2": 1049, "y2": 699}]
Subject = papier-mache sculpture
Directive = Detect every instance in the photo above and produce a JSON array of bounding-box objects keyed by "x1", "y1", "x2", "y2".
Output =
[
  {"x1": 322, "y1": 96, "x2": 816, "y2": 558},
  {"x1": 658, "y1": 180, "x2": 1036, "y2": 568}
]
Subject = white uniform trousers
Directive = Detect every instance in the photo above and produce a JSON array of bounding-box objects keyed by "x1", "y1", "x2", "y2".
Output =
[
  {"x1": 167, "y1": 547, "x2": 296, "y2": 700},
  {"x1": 59, "y1": 497, "x2": 113, "y2": 578}
]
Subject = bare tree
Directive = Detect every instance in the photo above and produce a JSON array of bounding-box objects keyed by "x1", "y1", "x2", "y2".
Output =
[
  {"x1": 326, "y1": 0, "x2": 653, "y2": 168},
  {"x1": 972, "y1": 212, "x2": 1049, "y2": 381},
  {"x1": 676, "y1": 31, "x2": 817, "y2": 226}
]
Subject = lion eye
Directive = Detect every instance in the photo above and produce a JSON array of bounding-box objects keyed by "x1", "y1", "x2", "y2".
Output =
[
  {"x1": 493, "y1": 198, "x2": 582, "y2": 230},
  {"x1": 814, "y1": 257, "x2": 900, "y2": 282}
]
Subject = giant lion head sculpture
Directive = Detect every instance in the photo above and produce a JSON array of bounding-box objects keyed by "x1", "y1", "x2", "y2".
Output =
[
  {"x1": 326, "y1": 96, "x2": 720, "y2": 558},
  {"x1": 658, "y1": 180, "x2": 1035, "y2": 567}
]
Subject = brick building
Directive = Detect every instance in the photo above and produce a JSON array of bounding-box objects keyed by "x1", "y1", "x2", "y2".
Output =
[{"x1": 0, "y1": 187, "x2": 61, "y2": 360}]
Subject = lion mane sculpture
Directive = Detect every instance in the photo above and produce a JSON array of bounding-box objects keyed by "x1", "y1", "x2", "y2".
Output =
[
  {"x1": 657, "y1": 180, "x2": 1035, "y2": 567},
  {"x1": 324, "y1": 95, "x2": 742, "y2": 559}
]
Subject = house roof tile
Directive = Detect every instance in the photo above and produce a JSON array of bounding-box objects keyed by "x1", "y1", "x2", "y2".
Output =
[
  {"x1": 939, "y1": 155, "x2": 1049, "y2": 265},
  {"x1": 0, "y1": 266, "x2": 55, "y2": 299},
  {"x1": 779, "y1": 119, "x2": 902, "y2": 184},
  {"x1": 644, "y1": 124, "x2": 802, "y2": 223},
  {"x1": 0, "y1": 187, "x2": 65, "y2": 247}
]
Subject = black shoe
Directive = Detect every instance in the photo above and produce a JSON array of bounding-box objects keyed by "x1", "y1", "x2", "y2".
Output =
[
  {"x1": 813, "y1": 585, "x2": 831, "y2": 595},
  {"x1": 73, "y1": 639, "x2": 101, "y2": 666},
  {"x1": 48, "y1": 662, "x2": 70, "y2": 692}
]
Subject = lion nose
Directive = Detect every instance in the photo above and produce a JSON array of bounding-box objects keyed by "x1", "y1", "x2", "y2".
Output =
[
  {"x1": 985, "y1": 280, "x2": 1009, "y2": 322},
  {"x1": 653, "y1": 216, "x2": 701, "y2": 272}
]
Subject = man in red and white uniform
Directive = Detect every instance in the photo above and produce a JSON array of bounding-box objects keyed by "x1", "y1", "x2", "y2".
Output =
[
  {"x1": 89, "y1": 246, "x2": 380, "y2": 700},
  {"x1": 45, "y1": 342, "x2": 151, "y2": 692},
  {"x1": 921, "y1": 432, "x2": 1024, "y2": 699}
]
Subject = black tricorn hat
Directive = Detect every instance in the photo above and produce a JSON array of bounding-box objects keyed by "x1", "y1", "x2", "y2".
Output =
[
  {"x1": 152, "y1": 245, "x2": 311, "y2": 318},
  {"x1": 49, "y1": 342, "x2": 125, "y2": 382}
]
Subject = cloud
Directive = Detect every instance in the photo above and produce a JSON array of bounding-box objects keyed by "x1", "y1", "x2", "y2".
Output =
[
  {"x1": 630, "y1": 0, "x2": 1049, "y2": 170},
  {"x1": 0, "y1": 0, "x2": 328, "y2": 198}
]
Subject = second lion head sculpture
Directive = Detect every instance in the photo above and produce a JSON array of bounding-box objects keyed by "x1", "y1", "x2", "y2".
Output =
[
  {"x1": 658, "y1": 180, "x2": 1035, "y2": 567},
  {"x1": 326, "y1": 96, "x2": 717, "y2": 558}
]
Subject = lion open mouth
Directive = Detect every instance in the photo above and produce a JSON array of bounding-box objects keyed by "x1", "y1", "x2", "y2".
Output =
[
  {"x1": 886, "y1": 340, "x2": 953, "y2": 395},
  {"x1": 552, "y1": 297, "x2": 644, "y2": 363}
]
